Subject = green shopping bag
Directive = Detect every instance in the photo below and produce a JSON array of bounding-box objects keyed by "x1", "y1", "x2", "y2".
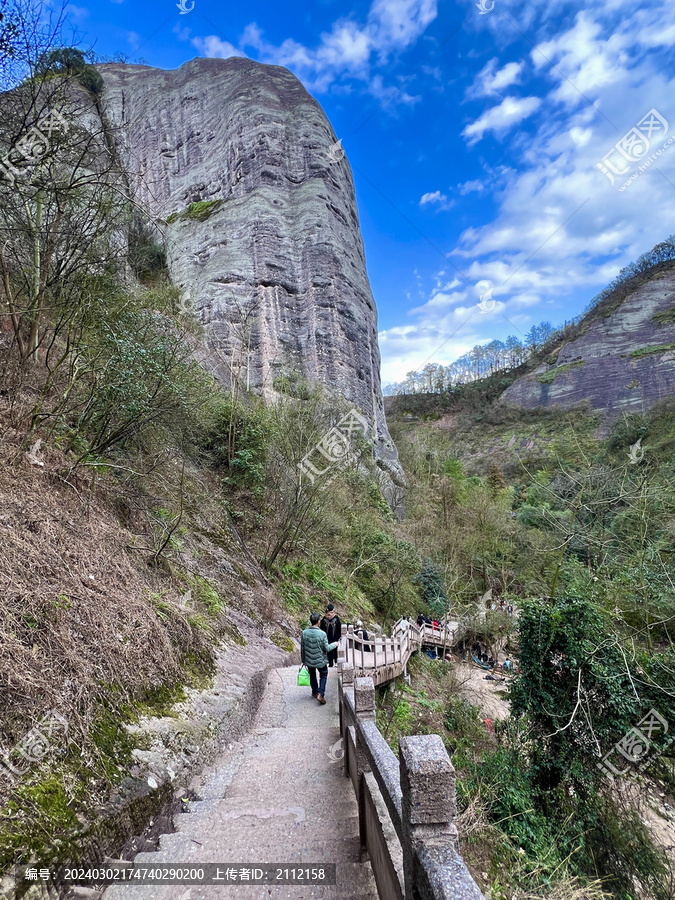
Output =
[{"x1": 297, "y1": 666, "x2": 311, "y2": 687}]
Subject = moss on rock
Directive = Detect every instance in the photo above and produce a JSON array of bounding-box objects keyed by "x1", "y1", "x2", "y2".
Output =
[{"x1": 270, "y1": 631, "x2": 295, "y2": 652}]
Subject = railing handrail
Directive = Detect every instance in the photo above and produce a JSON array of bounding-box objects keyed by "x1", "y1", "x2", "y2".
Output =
[
  {"x1": 340, "y1": 617, "x2": 459, "y2": 683},
  {"x1": 344, "y1": 686, "x2": 403, "y2": 835},
  {"x1": 338, "y1": 665, "x2": 484, "y2": 900}
]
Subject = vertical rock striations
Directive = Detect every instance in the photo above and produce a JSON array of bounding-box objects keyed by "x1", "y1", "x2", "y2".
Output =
[{"x1": 98, "y1": 57, "x2": 402, "y2": 480}]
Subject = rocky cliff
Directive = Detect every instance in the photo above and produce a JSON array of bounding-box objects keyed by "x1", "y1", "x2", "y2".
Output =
[
  {"x1": 501, "y1": 263, "x2": 675, "y2": 416},
  {"x1": 97, "y1": 57, "x2": 402, "y2": 480}
]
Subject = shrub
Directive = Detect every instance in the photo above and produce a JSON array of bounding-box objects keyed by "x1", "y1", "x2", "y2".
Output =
[
  {"x1": 630, "y1": 343, "x2": 675, "y2": 358},
  {"x1": 35, "y1": 47, "x2": 104, "y2": 97},
  {"x1": 413, "y1": 558, "x2": 448, "y2": 618},
  {"x1": 184, "y1": 200, "x2": 223, "y2": 221},
  {"x1": 65, "y1": 302, "x2": 214, "y2": 463},
  {"x1": 510, "y1": 593, "x2": 643, "y2": 796},
  {"x1": 166, "y1": 201, "x2": 224, "y2": 224},
  {"x1": 203, "y1": 397, "x2": 270, "y2": 495},
  {"x1": 443, "y1": 456, "x2": 464, "y2": 479},
  {"x1": 129, "y1": 226, "x2": 167, "y2": 280}
]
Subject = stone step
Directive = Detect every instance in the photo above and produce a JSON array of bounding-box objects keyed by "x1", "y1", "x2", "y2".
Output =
[
  {"x1": 173, "y1": 889, "x2": 380, "y2": 900},
  {"x1": 176, "y1": 796, "x2": 359, "y2": 826},
  {"x1": 171, "y1": 815, "x2": 363, "y2": 849},
  {"x1": 107, "y1": 888, "x2": 379, "y2": 900},
  {"x1": 154, "y1": 826, "x2": 364, "y2": 864},
  {"x1": 105, "y1": 664, "x2": 378, "y2": 900},
  {"x1": 184, "y1": 772, "x2": 350, "y2": 802},
  {"x1": 179, "y1": 786, "x2": 356, "y2": 809}
]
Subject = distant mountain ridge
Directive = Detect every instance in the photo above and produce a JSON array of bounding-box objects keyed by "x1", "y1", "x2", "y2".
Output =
[{"x1": 501, "y1": 258, "x2": 675, "y2": 416}]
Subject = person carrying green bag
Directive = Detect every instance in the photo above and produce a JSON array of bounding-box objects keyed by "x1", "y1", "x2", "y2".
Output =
[{"x1": 300, "y1": 612, "x2": 339, "y2": 704}]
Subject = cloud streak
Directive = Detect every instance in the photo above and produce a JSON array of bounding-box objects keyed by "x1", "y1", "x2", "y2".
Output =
[{"x1": 462, "y1": 95, "x2": 541, "y2": 144}]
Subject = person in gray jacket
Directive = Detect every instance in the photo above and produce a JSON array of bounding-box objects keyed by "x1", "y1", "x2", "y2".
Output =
[{"x1": 300, "y1": 612, "x2": 339, "y2": 704}]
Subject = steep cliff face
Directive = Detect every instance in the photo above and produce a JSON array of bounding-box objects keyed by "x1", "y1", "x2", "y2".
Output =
[
  {"x1": 98, "y1": 57, "x2": 401, "y2": 478},
  {"x1": 501, "y1": 265, "x2": 675, "y2": 416}
]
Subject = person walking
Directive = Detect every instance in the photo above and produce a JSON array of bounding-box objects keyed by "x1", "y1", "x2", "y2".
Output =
[
  {"x1": 320, "y1": 604, "x2": 342, "y2": 668},
  {"x1": 354, "y1": 620, "x2": 371, "y2": 652},
  {"x1": 300, "y1": 613, "x2": 339, "y2": 704}
]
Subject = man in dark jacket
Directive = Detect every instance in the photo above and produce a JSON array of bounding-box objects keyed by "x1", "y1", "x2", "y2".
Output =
[
  {"x1": 320, "y1": 604, "x2": 342, "y2": 667},
  {"x1": 301, "y1": 613, "x2": 339, "y2": 704}
]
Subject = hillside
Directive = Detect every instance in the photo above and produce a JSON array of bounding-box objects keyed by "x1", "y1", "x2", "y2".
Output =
[
  {"x1": 501, "y1": 261, "x2": 675, "y2": 415},
  {"x1": 384, "y1": 387, "x2": 675, "y2": 899},
  {"x1": 385, "y1": 252, "x2": 675, "y2": 470},
  {"x1": 385, "y1": 388, "x2": 600, "y2": 479},
  {"x1": 0, "y1": 43, "x2": 409, "y2": 891},
  {"x1": 386, "y1": 247, "x2": 675, "y2": 425}
]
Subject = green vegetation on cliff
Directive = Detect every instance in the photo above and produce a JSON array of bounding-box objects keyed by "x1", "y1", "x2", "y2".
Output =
[{"x1": 384, "y1": 391, "x2": 675, "y2": 900}]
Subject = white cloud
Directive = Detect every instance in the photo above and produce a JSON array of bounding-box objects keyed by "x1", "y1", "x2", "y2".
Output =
[
  {"x1": 462, "y1": 95, "x2": 541, "y2": 144},
  {"x1": 191, "y1": 36, "x2": 247, "y2": 59},
  {"x1": 468, "y1": 59, "x2": 524, "y2": 98},
  {"x1": 368, "y1": 73, "x2": 421, "y2": 106},
  {"x1": 531, "y1": 12, "x2": 630, "y2": 107},
  {"x1": 64, "y1": 4, "x2": 89, "y2": 21},
  {"x1": 378, "y1": 303, "x2": 526, "y2": 382},
  {"x1": 458, "y1": 179, "x2": 484, "y2": 194},
  {"x1": 367, "y1": 0, "x2": 437, "y2": 53},
  {"x1": 193, "y1": 0, "x2": 438, "y2": 94},
  {"x1": 378, "y1": 318, "x2": 480, "y2": 383},
  {"x1": 420, "y1": 190, "x2": 450, "y2": 208},
  {"x1": 173, "y1": 24, "x2": 191, "y2": 42}
]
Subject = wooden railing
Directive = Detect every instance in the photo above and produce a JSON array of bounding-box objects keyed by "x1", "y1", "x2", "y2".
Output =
[
  {"x1": 338, "y1": 664, "x2": 484, "y2": 900},
  {"x1": 340, "y1": 618, "x2": 459, "y2": 686}
]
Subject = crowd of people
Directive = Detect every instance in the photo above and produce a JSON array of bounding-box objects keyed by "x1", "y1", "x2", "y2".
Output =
[
  {"x1": 299, "y1": 603, "x2": 518, "y2": 704},
  {"x1": 490, "y1": 599, "x2": 514, "y2": 616},
  {"x1": 416, "y1": 612, "x2": 443, "y2": 629}
]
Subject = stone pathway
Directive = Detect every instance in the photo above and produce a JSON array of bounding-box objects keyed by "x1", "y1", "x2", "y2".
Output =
[{"x1": 105, "y1": 666, "x2": 378, "y2": 900}]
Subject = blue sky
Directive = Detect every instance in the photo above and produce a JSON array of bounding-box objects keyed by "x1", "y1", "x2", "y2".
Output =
[{"x1": 64, "y1": 0, "x2": 675, "y2": 384}]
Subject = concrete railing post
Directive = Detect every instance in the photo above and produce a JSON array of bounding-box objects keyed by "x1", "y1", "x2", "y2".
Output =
[
  {"x1": 341, "y1": 663, "x2": 355, "y2": 778},
  {"x1": 399, "y1": 735, "x2": 458, "y2": 900},
  {"x1": 346, "y1": 624, "x2": 354, "y2": 666},
  {"x1": 337, "y1": 659, "x2": 345, "y2": 733},
  {"x1": 354, "y1": 676, "x2": 376, "y2": 860}
]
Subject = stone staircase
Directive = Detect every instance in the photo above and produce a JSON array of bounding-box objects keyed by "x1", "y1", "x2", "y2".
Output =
[{"x1": 105, "y1": 666, "x2": 378, "y2": 900}]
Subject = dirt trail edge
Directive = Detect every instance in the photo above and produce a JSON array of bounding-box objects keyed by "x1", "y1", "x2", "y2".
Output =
[{"x1": 104, "y1": 665, "x2": 379, "y2": 900}]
